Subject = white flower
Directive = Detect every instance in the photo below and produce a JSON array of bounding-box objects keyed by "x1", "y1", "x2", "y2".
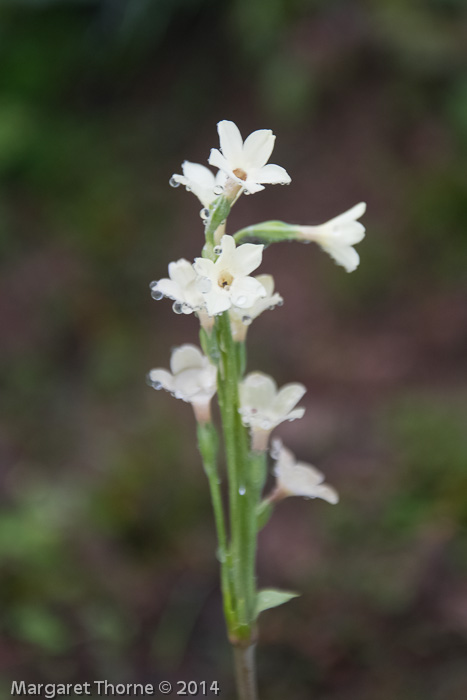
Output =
[
  {"x1": 170, "y1": 161, "x2": 226, "y2": 208},
  {"x1": 229, "y1": 275, "x2": 283, "y2": 340},
  {"x1": 208, "y1": 120, "x2": 291, "y2": 195},
  {"x1": 150, "y1": 259, "x2": 206, "y2": 314},
  {"x1": 147, "y1": 345, "x2": 217, "y2": 422},
  {"x1": 239, "y1": 372, "x2": 306, "y2": 450},
  {"x1": 271, "y1": 439, "x2": 339, "y2": 504},
  {"x1": 297, "y1": 202, "x2": 366, "y2": 272},
  {"x1": 193, "y1": 235, "x2": 266, "y2": 316}
]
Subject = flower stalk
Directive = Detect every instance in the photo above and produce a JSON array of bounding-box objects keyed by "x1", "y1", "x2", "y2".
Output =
[{"x1": 148, "y1": 120, "x2": 366, "y2": 699}]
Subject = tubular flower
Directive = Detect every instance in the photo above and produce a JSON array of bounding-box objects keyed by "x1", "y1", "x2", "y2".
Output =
[
  {"x1": 150, "y1": 259, "x2": 206, "y2": 315},
  {"x1": 208, "y1": 120, "x2": 291, "y2": 195},
  {"x1": 193, "y1": 235, "x2": 266, "y2": 316},
  {"x1": 147, "y1": 345, "x2": 217, "y2": 423},
  {"x1": 296, "y1": 202, "x2": 366, "y2": 272},
  {"x1": 170, "y1": 161, "x2": 226, "y2": 208},
  {"x1": 229, "y1": 274, "x2": 283, "y2": 341},
  {"x1": 239, "y1": 372, "x2": 306, "y2": 450},
  {"x1": 270, "y1": 440, "x2": 339, "y2": 505}
]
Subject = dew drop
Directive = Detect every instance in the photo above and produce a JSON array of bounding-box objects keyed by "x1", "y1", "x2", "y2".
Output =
[
  {"x1": 236, "y1": 295, "x2": 247, "y2": 306},
  {"x1": 213, "y1": 245, "x2": 222, "y2": 255},
  {"x1": 200, "y1": 207, "x2": 210, "y2": 220},
  {"x1": 172, "y1": 301, "x2": 184, "y2": 314},
  {"x1": 197, "y1": 277, "x2": 212, "y2": 293},
  {"x1": 216, "y1": 547, "x2": 227, "y2": 563},
  {"x1": 185, "y1": 185, "x2": 192, "y2": 192},
  {"x1": 242, "y1": 315, "x2": 252, "y2": 326},
  {"x1": 213, "y1": 185, "x2": 224, "y2": 195},
  {"x1": 146, "y1": 374, "x2": 163, "y2": 390},
  {"x1": 182, "y1": 303, "x2": 192, "y2": 314},
  {"x1": 169, "y1": 175, "x2": 180, "y2": 188},
  {"x1": 244, "y1": 190, "x2": 251, "y2": 196},
  {"x1": 277, "y1": 299, "x2": 284, "y2": 307},
  {"x1": 239, "y1": 485, "x2": 246, "y2": 495},
  {"x1": 151, "y1": 288, "x2": 163, "y2": 301}
]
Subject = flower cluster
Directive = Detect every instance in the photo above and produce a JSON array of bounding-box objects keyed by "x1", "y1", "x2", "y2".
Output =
[
  {"x1": 149, "y1": 120, "x2": 365, "y2": 509},
  {"x1": 146, "y1": 118, "x2": 369, "y2": 699}
]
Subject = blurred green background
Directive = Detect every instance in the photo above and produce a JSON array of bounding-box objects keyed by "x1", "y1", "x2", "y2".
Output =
[{"x1": 1, "y1": 0, "x2": 467, "y2": 698}]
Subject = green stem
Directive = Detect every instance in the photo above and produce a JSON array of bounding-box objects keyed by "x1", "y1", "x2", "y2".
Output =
[
  {"x1": 197, "y1": 421, "x2": 235, "y2": 633},
  {"x1": 216, "y1": 312, "x2": 255, "y2": 637}
]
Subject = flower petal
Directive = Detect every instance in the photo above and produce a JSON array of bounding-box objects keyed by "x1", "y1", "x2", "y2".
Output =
[
  {"x1": 327, "y1": 202, "x2": 366, "y2": 227},
  {"x1": 148, "y1": 369, "x2": 174, "y2": 392},
  {"x1": 273, "y1": 383, "x2": 306, "y2": 416},
  {"x1": 252, "y1": 163, "x2": 291, "y2": 185},
  {"x1": 284, "y1": 407, "x2": 306, "y2": 423},
  {"x1": 255, "y1": 274, "x2": 274, "y2": 296},
  {"x1": 193, "y1": 257, "x2": 216, "y2": 281},
  {"x1": 217, "y1": 120, "x2": 244, "y2": 165},
  {"x1": 240, "y1": 372, "x2": 277, "y2": 410},
  {"x1": 168, "y1": 259, "x2": 197, "y2": 287},
  {"x1": 242, "y1": 129, "x2": 275, "y2": 169},
  {"x1": 322, "y1": 243, "x2": 360, "y2": 272},
  {"x1": 181, "y1": 161, "x2": 216, "y2": 188},
  {"x1": 154, "y1": 278, "x2": 182, "y2": 301},
  {"x1": 170, "y1": 345, "x2": 204, "y2": 374},
  {"x1": 314, "y1": 484, "x2": 339, "y2": 504},
  {"x1": 232, "y1": 242, "x2": 264, "y2": 277},
  {"x1": 230, "y1": 276, "x2": 266, "y2": 307},
  {"x1": 243, "y1": 181, "x2": 265, "y2": 194},
  {"x1": 203, "y1": 288, "x2": 231, "y2": 316},
  {"x1": 208, "y1": 148, "x2": 233, "y2": 176},
  {"x1": 216, "y1": 235, "x2": 237, "y2": 266}
]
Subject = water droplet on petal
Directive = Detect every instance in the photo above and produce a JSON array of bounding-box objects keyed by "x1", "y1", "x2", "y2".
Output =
[
  {"x1": 182, "y1": 303, "x2": 192, "y2": 314},
  {"x1": 146, "y1": 374, "x2": 163, "y2": 390},
  {"x1": 200, "y1": 207, "x2": 210, "y2": 220},
  {"x1": 185, "y1": 185, "x2": 192, "y2": 192},
  {"x1": 277, "y1": 299, "x2": 284, "y2": 307},
  {"x1": 236, "y1": 295, "x2": 247, "y2": 306},
  {"x1": 169, "y1": 175, "x2": 180, "y2": 188},
  {"x1": 150, "y1": 283, "x2": 163, "y2": 301},
  {"x1": 244, "y1": 190, "x2": 251, "y2": 196},
  {"x1": 242, "y1": 315, "x2": 252, "y2": 325},
  {"x1": 172, "y1": 301, "x2": 184, "y2": 314},
  {"x1": 197, "y1": 277, "x2": 212, "y2": 293},
  {"x1": 213, "y1": 185, "x2": 224, "y2": 195},
  {"x1": 213, "y1": 245, "x2": 222, "y2": 255}
]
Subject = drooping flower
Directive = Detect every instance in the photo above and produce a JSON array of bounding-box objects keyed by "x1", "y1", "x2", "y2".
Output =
[
  {"x1": 208, "y1": 120, "x2": 291, "y2": 195},
  {"x1": 229, "y1": 275, "x2": 283, "y2": 341},
  {"x1": 150, "y1": 259, "x2": 206, "y2": 315},
  {"x1": 170, "y1": 161, "x2": 226, "y2": 208},
  {"x1": 270, "y1": 439, "x2": 339, "y2": 504},
  {"x1": 147, "y1": 344, "x2": 217, "y2": 423},
  {"x1": 295, "y1": 202, "x2": 366, "y2": 272},
  {"x1": 193, "y1": 235, "x2": 266, "y2": 316},
  {"x1": 239, "y1": 372, "x2": 306, "y2": 450}
]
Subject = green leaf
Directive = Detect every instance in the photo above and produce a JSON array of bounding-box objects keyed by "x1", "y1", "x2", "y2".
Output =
[{"x1": 255, "y1": 588, "x2": 300, "y2": 617}]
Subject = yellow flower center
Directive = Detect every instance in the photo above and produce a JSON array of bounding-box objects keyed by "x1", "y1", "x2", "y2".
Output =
[
  {"x1": 233, "y1": 168, "x2": 247, "y2": 181},
  {"x1": 218, "y1": 271, "x2": 234, "y2": 289}
]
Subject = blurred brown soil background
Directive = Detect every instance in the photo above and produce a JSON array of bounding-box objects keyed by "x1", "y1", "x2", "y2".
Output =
[{"x1": 0, "y1": 1, "x2": 467, "y2": 698}]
